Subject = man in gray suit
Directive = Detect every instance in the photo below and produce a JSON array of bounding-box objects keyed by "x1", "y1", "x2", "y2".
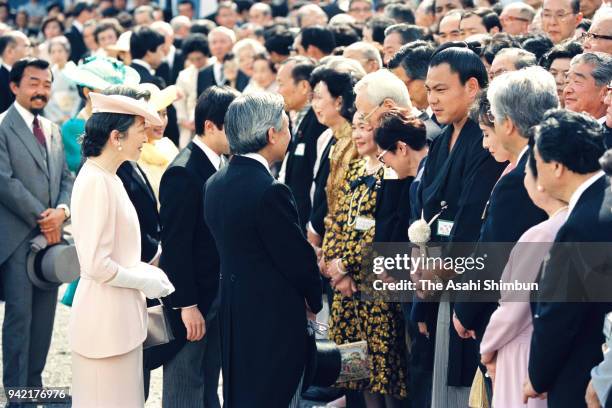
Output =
[{"x1": 0, "y1": 58, "x2": 73, "y2": 389}]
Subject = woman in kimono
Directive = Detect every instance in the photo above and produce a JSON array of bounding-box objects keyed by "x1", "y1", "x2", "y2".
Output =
[
  {"x1": 413, "y1": 44, "x2": 505, "y2": 407},
  {"x1": 479, "y1": 149, "x2": 566, "y2": 407},
  {"x1": 70, "y1": 86, "x2": 174, "y2": 406}
]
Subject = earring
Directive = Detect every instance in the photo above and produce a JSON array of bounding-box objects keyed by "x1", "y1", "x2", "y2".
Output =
[
  {"x1": 118, "y1": 144, "x2": 123, "y2": 151},
  {"x1": 537, "y1": 185, "x2": 544, "y2": 192}
]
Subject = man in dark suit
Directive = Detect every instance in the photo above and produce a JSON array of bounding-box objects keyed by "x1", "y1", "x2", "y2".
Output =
[
  {"x1": 0, "y1": 32, "x2": 31, "y2": 114},
  {"x1": 277, "y1": 56, "x2": 327, "y2": 231},
  {"x1": 0, "y1": 58, "x2": 73, "y2": 390},
  {"x1": 204, "y1": 93, "x2": 323, "y2": 407},
  {"x1": 197, "y1": 26, "x2": 249, "y2": 96},
  {"x1": 130, "y1": 26, "x2": 180, "y2": 146},
  {"x1": 65, "y1": 2, "x2": 94, "y2": 63},
  {"x1": 158, "y1": 86, "x2": 239, "y2": 408},
  {"x1": 524, "y1": 109, "x2": 612, "y2": 408},
  {"x1": 152, "y1": 20, "x2": 185, "y2": 86}
]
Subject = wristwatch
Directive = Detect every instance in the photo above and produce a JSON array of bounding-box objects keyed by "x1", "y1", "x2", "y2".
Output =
[{"x1": 57, "y1": 204, "x2": 71, "y2": 220}]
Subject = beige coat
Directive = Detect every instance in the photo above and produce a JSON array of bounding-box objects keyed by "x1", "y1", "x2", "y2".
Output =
[
  {"x1": 69, "y1": 160, "x2": 148, "y2": 359},
  {"x1": 174, "y1": 65, "x2": 198, "y2": 148}
]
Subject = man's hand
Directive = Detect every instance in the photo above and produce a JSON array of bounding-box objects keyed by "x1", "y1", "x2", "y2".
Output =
[
  {"x1": 481, "y1": 352, "x2": 497, "y2": 383},
  {"x1": 453, "y1": 312, "x2": 476, "y2": 339},
  {"x1": 418, "y1": 322, "x2": 429, "y2": 339},
  {"x1": 181, "y1": 306, "x2": 205, "y2": 342},
  {"x1": 523, "y1": 376, "x2": 547, "y2": 404},
  {"x1": 307, "y1": 229, "x2": 322, "y2": 248},
  {"x1": 586, "y1": 379, "x2": 602, "y2": 408},
  {"x1": 38, "y1": 208, "x2": 66, "y2": 233}
]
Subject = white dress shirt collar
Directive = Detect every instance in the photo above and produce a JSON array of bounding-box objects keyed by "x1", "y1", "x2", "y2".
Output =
[
  {"x1": 166, "y1": 46, "x2": 176, "y2": 69},
  {"x1": 568, "y1": 171, "x2": 605, "y2": 217},
  {"x1": 72, "y1": 20, "x2": 84, "y2": 33},
  {"x1": 14, "y1": 101, "x2": 36, "y2": 133},
  {"x1": 241, "y1": 153, "x2": 271, "y2": 174},
  {"x1": 516, "y1": 145, "x2": 529, "y2": 165},
  {"x1": 132, "y1": 59, "x2": 155, "y2": 75},
  {"x1": 2, "y1": 63, "x2": 11, "y2": 72},
  {"x1": 192, "y1": 137, "x2": 222, "y2": 170}
]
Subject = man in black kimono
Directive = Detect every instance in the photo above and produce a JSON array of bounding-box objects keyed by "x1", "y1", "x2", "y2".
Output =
[
  {"x1": 204, "y1": 93, "x2": 322, "y2": 407},
  {"x1": 414, "y1": 43, "x2": 505, "y2": 405}
]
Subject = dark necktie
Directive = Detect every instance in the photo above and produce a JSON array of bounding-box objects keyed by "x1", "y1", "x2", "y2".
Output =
[{"x1": 32, "y1": 116, "x2": 47, "y2": 148}]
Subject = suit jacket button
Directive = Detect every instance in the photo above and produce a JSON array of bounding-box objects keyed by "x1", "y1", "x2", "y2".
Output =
[
  {"x1": 219, "y1": 273, "x2": 223, "y2": 280},
  {"x1": 230, "y1": 274, "x2": 236, "y2": 282}
]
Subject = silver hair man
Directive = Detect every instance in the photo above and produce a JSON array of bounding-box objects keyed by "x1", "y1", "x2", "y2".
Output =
[
  {"x1": 354, "y1": 69, "x2": 411, "y2": 108},
  {"x1": 488, "y1": 66, "x2": 559, "y2": 137},
  {"x1": 343, "y1": 41, "x2": 382, "y2": 73},
  {"x1": 570, "y1": 52, "x2": 612, "y2": 87},
  {"x1": 225, "y1": 92, "x2": 286, "y2": 154}
]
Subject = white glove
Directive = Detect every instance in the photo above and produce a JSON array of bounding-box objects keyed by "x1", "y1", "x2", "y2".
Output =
[{"x1": 107, "y1": 264, "x2": 175, "y2": 299}]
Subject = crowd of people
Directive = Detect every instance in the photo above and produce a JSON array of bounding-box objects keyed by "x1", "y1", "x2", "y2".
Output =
[{"x1": 1, "y1": 0, "x2": 612, "y2": 407}]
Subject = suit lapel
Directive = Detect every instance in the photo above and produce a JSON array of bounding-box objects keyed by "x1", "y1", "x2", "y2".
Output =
[
  {"x1": 129, "y1": 162, "x2": 157, "y2": 204},
  {"x1": 7, "y1": 106, "x2": 49, "y2": 178},
  {"x1": 190, "y1": 142, "x2": 217, "y2": 180}
]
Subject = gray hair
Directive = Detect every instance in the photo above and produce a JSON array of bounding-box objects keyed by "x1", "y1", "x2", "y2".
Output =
[
  {"x1": 170, "y1": 15, "x2": 192, "y2": 32},
  {"x1": 354, "y1": 69, "x2": 411, "y2": 108},
  {"x1": 501, "y1": 2, "x2": 536, "y2": 22},
  {"x1": 47, "y1": 35, "x2": 71, "y2": 54},
  {"x1": 593, "y1": 5, "x2": 612, "y2": 23},
  {"x1": 343, "y1": 41, "x2": 382, "y2": 69},
  {"x1": 225, "y1": 92, "x2": 285, "y2": 154},
  {"x1": 495, "y1": 47, "x2": 537, "y2": 70},
  {"x1": 319, "y1": 56, "x2": 367, "y2": 80},
  {"x1": 570, "y1": 52, "x2": 612, "y2": 87},
  {"x1": 488, "y1": 66, "x2": 559, "y2": 138}
]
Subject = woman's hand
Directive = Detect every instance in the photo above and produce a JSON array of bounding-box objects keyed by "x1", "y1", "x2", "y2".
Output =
[
  {"x1": 481, "y1": 352, "x2": 497, "y2": 384},
  {"x1": 333, "y1": 275, "x2": 357, "y2": 297}
]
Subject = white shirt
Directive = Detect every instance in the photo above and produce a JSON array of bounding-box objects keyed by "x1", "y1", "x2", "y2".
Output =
[
  {"x1": 193, "y1": 137, "x2": 222, "y2": 170},
  {"x1": 165, "y1": 46, "x2": 176, "y2": 71},
  {"x1": 598, "y1": 116, "x2": 607, "y2": 125},
  {"x1": 132, "y1": 59, "x2": 155, "y2": 75},
  {"x1": 72, "y1": 20, "x2": 83, "y2": 33},
  {"x1": 241, "y1": 153, "x2": 271, "y2": 174},
  {"x1": 213, "y1": 62, "x2": 225, "y2": 86},
  {"x1": 14, "y1": 101, "x2": 51, "y2": 141},
  {"x1": 2, "y1": 63, "x2": 11, "y2": 72},
  {"x1": 516, "y1": 144, "x2": 529, "y2": 165},
  {"x1": 568, "y1": 171, "x2": 605, "y2": 217}
]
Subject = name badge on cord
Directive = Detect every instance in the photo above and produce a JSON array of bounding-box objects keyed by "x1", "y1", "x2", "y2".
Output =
[
  {"x1": 437, "y1": 219, "x2": 454, "y2": 237},
  {"x1": 355, "y1": 216, "x2": 376, "y2": 231},
  {"x1": 294, "y1": 143, "x2": 306, "y2": 157}
]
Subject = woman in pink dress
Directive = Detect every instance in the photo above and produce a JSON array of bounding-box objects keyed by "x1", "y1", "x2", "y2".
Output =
[{"x1": 480, "y1": 149, "x2": 568, "y2": 408}]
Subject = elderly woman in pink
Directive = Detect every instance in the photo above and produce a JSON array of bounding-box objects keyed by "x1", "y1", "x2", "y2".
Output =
[{"x1": 479, "y1": 149, "x2": 568, "y2": 408}]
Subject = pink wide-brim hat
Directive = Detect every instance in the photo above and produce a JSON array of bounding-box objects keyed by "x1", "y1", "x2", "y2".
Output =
[{"x1": 89, "y1": 92, "x2": 163, "y2": 127}]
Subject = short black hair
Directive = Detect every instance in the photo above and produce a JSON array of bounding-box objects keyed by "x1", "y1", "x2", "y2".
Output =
[
  {"x1": 72, "y1": 1, "x2": 93, "y2": 18},
  {"x1": 430, "y1": 43, "x2": 488, "y2": 88},
  {"x1": 9, "y1": 58, "x2": 51, "y2": 85},
  {"x1": 461, "y1": 8, "x2": 501, "y2": 32},
  {"x1": 282, "y1": 56, "x2": 316, "y2": 84},
  {"x1": 178, "y1": 0, "x2": 194, "y2": 9},
  {"x1": 0, "y1": 33, "x2": 18, "y2": 56},
  {"x1": 521, "y1": 34, "x2": 554, "y2": 62},
  {"x1": 540, "y1": 40, "x2": 583, "y2": 69},
  {"x1": 130, "y1": 26, "x2": 165, "y2": 60},
  {"x1": 190, "y1": 19, "x2": 217, "y2": 36},
  {"x1": 195, "y1": 86, "x2": 240, "y2": 134},
  {"x1": 534, "y1": 109, "x2": 605, "y2": 174},
  {"x1": 432, "y1": 0, "x2": 474, "y2": 16},
  {"x1": 600, "y1": 149, "x2": 612, "y2": 176},
  {"x1": 94, "y1": 19, "x2": 122, "y2": 45},
  {"x1": 264, "y1": 28, "x2": 294, "y2": 56},
  {"x1": 375, "y1": 109, "x2": 427, "y2": 152},
  {"x1": 41, "y1": 16, "x2": 65, "y2": 37},
  {"x1": 384, "y1": 3, "x2": 415, "y2": 24},
  {"x1": 570, "y1": 0, "x2": 581, "y2": 14},
  {"x1": 301, "y1": 26, "x2": 336, "y2": 55},
  {"x1": 329, "y1": 24, "x2": 361, "y2": 47},
  {"x1": 82, "y1": 86, "x2": 150, "y2": 157},
  {"x1": 310, "y1": 66, "x2": 356, "y2": 121},
  {"x1": 182, "y1": 33, "x2": 210, "y2": 57},
  {"x1": 366, "y1": 15, "x2": 396, "y2": 44},
  {"x1": 388, "y1": 40, "x2": 435, "y2": 81},
  {"x1": 385, "y1": 23, "x2": 429, "y2": 44},
  {"x1": 528, "y1": 146, "x2": 538, "y2": 178},
  {"x1": 481, "y1": 33, "x2": 521, "y2": 65}
]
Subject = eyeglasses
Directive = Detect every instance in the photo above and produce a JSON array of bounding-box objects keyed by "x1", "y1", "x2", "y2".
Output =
[
  {"x1": 360, "y1": 103, "x2": 382, "y2": 123},
  {"x1": 349, "y1": 6, "x2": 371, "y2": 13},
  {"x1": 580, "y1": 31, "x2": 612, "y2": 42},
  {"x1": 376, "y1": 149, "x2": 389, "y2": 164},
  {"x1": 541, "y1": 10, "x2": 574, "y2": 21}
]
